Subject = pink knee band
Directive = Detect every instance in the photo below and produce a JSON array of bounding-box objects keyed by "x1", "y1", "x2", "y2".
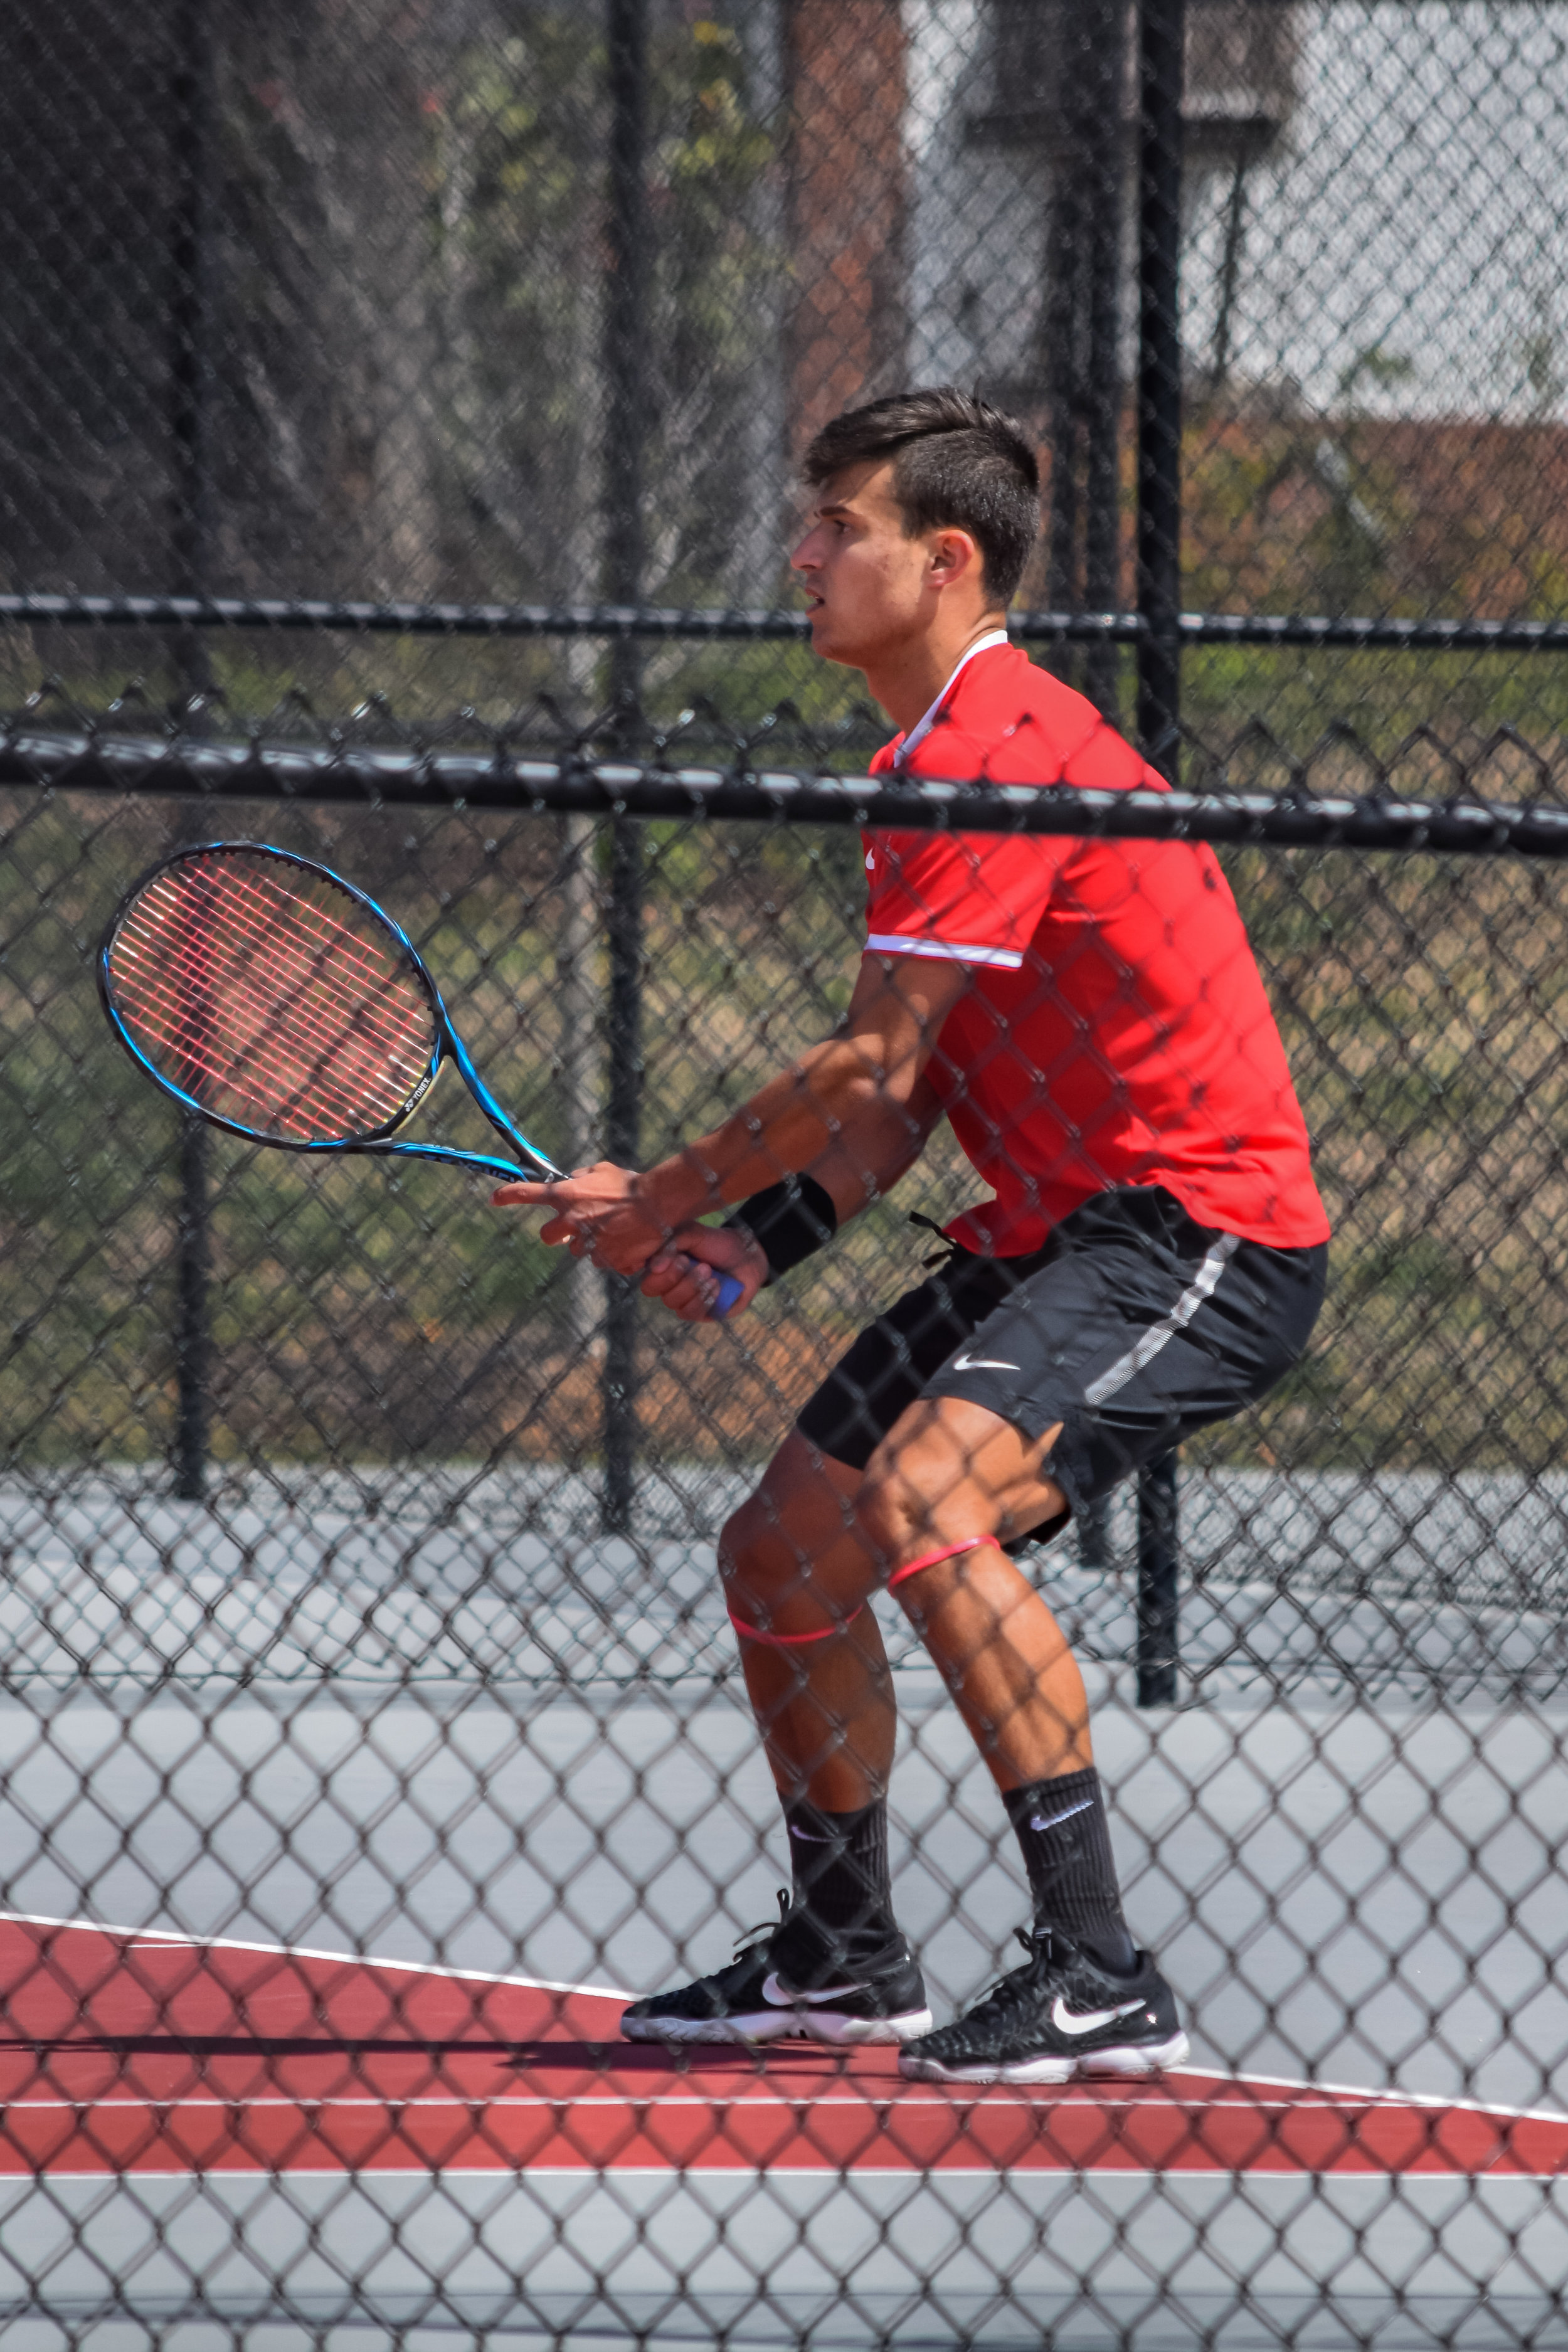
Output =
[
  {"x1": 728, "y1": 1537, "x2": 999, "y2": 1643},
  {"x1": 886, "y1": 1537, "x2": 1001, "y2": 1593},
  {"x1": 728, "y1": 1605, "x2": 864, "y2": 1647}
]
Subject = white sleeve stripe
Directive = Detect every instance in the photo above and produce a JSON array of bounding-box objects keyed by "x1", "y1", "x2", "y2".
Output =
[{"x1": 865, "y1": 932, "x2": 1025, "y2": 970}]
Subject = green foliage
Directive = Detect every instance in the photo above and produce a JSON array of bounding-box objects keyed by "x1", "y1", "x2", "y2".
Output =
[{"x1": 430, "y1": 11, "x2": 781, "y2": 612}]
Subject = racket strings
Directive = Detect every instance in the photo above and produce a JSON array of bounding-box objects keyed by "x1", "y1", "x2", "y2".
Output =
[
  {"x1": 108, "y1": 854, "x2": 435, "y2": 1141},
  {"x1": 115, "y1": 885, "x2": 426, "y2": 1136},
  {"x1": 116, "y1": 886, "x2": 418, "y2": 1108},
  {"x1": 113, "y1": 937, "x2": 420, "y2": 1135}
]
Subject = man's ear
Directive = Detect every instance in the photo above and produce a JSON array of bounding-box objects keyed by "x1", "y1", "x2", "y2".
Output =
[{"x1": 928, "y1": 527, "x2": 982, "y2": 588}]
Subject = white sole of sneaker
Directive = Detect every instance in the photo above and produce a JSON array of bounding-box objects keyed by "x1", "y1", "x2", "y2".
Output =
[
  {"x1": 621, "y1": 2005, "x2": 935, "y2": 2048},
  {"x1": 797, "y1": 2005, "x2": 935, "y2": 2048},
  {"x1": 1076, "y1": 2032, "x2": 1190, "y2": 2079},
  {"x1": 620, "y1": 2011, "x2": 806, "y2": 2045},
  {"x1": 898, "y1": 2032, "x2": 1190, "y2": 2087}
]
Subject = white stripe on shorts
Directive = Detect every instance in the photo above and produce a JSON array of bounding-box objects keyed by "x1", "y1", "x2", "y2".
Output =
[{"x1": 1081, "y1": 1232, "x2": 1242, "y2": 1409}]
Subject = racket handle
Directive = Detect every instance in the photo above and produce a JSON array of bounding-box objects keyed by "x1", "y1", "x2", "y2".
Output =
[{"x1": 713, "y1": 1273, "x2": 746, "y2": 1318}]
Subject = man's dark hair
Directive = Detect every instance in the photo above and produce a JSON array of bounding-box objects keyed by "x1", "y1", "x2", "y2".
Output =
[{"x1": 802, "y1": 387, "x2": 1040, "y2": 606}]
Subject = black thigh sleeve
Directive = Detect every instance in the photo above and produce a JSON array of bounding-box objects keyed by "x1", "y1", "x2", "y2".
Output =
[{"x1": 794, "y1": 1244, "x2": 1048, "y2": 1473}]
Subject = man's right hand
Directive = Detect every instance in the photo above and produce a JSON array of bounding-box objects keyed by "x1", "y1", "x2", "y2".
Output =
[{"x1": 642, "y1": 1225, "x2": 768, "y2": 1323}]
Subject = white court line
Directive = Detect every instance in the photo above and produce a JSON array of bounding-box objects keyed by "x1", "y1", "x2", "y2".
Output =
[
  {"x1": 0, "y1": 1909, "x2": 633, "y2": 2003},
  {"x1": 1173, "y1": 2066, "x2": 1568, "y2": 2131},
  {"x1": 9, "y1": 2168, "x2": 1565, "y2": 2189},
  {"x1": 3, "y1": 2089, "x2": 1565, "y2": 2124}
]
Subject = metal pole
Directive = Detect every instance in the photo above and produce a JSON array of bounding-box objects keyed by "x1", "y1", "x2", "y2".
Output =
[
  {"x1": 1044, "y1": 1, "x2": 1125, "y2": 718},
  {"x1": 1135, "y1": 0, "x2": 1186, "y2": 1691},
  {"x1": 600, "y1": 0, "x2": 650, "y2": 1537},
  {"x1": 1135, "y1": 1450, "x2": 1179, "y2": 1705},
  {"x1": 1042, "y1": 81, "x2": 1086, "y2": 643},
  {"x1": 1135, "y1": 0, "x2": 1185, "y2": 771},
  {"x1": 1076, "y1": 1491, "x2": 1111, "y2": 1574},
  {"x1": 169, "y1": 0, "x2": 216, "y2": 1502},
  {"x1": 1083, "y1": 0, "x2": 1128, "y2": 725}
]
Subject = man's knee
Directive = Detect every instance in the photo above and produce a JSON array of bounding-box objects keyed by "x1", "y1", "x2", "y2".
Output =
[
  {"x1": 857, "y1": 1429, "x2": 990, "y2": 1566},
  {"x1": 719, "y1": 1491, "x2": 771, "y2": 1589},
  {"x1": 717, "y1": 1436, "x2": 861, "y2": 1595},
  {"x1": 858, "y1": 1396, "x2": 1068, "y2": 1566}
]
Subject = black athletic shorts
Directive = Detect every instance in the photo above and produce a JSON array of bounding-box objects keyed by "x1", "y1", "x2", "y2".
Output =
[{"x1": 795, "y1": 1185, "x2": 1327, "y2": 1532}]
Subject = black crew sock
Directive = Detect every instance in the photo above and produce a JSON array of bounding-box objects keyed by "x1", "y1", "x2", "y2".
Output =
[
  {"x1": 1003, "y1": 1767, "x2": 1136, "y2": 1974},
  {"x1": 781, "y1": 1796, "x2": 894, "y2": 1937}
]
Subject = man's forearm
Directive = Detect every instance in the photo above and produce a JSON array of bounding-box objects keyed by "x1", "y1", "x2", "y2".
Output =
[
  {"x1": 640, "y1": 1037, "x2": 930, "y2": 1228},
  {"x1": 489, "y1": 949, "x2": 966, "y2": 1273}
]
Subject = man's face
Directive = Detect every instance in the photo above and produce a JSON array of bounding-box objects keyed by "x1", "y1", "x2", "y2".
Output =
[{"x1": 791, "y1": 460, "x2": 958, "y2": 669}]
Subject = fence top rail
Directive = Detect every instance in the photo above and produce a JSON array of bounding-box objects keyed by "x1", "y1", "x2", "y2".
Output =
[
  {"x1": 6, "y1": 722, "x2": 1568, "y2": 857},
  {"x1": 6, "y1": 593, "x2": 1568, "y2": 655}
]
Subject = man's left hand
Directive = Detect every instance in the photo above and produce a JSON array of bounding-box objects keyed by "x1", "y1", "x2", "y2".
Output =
[{"x1": 492, "y1": 1160, "x2": 682, "y2": 1274}]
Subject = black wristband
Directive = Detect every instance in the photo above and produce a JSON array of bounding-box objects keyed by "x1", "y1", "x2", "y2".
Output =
[{"x1": 725, "y1": 1175, "x2": 839, "y2": 1284}]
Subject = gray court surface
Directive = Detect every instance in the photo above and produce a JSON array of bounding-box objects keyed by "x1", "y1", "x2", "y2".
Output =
[{"x1": 0, "y1": 1470, "x2": 1564, "y2": 2344}]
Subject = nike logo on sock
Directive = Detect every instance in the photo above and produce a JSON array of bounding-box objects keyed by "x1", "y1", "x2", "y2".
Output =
[
  {"x1": 952, "y1": 1352, "x2": 1019, "y2": 1372},
  {"x1": 1027, "y1": 1798, "x2": 1094, "y2": 1833},
  {"x1": 788, "y1": 1826, "x2": 832, "y2": 1842},
  {"x1": 760, "y1": 1971, "x2": 867, "y2": 2007},
  {"x1": 1052, "y1": 1994, "x2": 1146, "y2": 2037}
]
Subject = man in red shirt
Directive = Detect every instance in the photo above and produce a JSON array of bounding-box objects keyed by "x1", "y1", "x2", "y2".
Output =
[{"x1": 497, "y1": 388, "x2": 1328, "y2": 2084}]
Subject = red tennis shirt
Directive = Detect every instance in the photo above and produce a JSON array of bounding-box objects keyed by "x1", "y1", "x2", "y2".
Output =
[{"x1": 864, "y1": 641, "x2": 1330, "y2": 1256}]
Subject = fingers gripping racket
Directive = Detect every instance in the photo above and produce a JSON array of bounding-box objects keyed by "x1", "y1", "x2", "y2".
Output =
[{"x1": 98, "y1": 842, "x2": 744, "y2": 1311}]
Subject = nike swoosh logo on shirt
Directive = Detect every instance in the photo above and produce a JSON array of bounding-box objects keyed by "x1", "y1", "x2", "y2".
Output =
[
  {"x1": 952, "y1": 1352, "x2": 1019, "y2": 1372},
  {"x1": 760, "y1": 1972, "x2": 868, "y2": 2008},
  {"x1": 1052, "y1": 1994, "x2": 1147, "y2": 2037}
]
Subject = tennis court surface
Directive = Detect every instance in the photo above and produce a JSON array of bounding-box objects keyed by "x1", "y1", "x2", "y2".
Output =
[{"x1": 0, "y1": 1910, "x2": 1563, "y2": 2349}]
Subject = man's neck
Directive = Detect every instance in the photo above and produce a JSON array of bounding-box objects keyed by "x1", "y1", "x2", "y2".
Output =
[{"x1": 864, "y1": 613, "x2": 1010, "y2": 736}]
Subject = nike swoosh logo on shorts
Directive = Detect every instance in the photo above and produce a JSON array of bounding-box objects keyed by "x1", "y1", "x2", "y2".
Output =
[
  {"x1": 761, "y1": 1971, "x2": 867, "y2": 2007},
  {"x1": 1052, "y1": 1994, "x2": 1147, "y2": 2037},
  {"x1": 952, "y1": 1352, "x2": 1019, "y2": 1372}
]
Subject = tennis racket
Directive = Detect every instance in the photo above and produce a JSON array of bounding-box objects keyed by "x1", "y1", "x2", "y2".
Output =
[{"x1": 98, "y1": 841, "x2": 744, "y2": 1311}]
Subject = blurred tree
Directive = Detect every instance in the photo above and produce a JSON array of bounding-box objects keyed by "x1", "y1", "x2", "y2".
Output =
[
  {"x1": 0, "y1": 1, "x2": 783, "y2": 611},
  {"x1": 432, "y1": 8, "x2": 781, "y2": 607}
]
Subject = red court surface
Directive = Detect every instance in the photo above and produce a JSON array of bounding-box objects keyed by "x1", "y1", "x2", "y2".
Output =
[{"x1": 1, "y1": 1912, "x2": 1563, "y2": 2182}]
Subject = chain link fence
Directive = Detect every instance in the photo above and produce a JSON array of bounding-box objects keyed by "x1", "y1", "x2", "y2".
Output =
[
  {"x1": 4, "y1": 0, "x2": 1568, "y2": 2344},
  {"x1": 2, "y1": 719, "x2": 1567, "y2": 2341},
  {"x1": 4, "y1": 3, "x2": 1568, "y2": 744}
]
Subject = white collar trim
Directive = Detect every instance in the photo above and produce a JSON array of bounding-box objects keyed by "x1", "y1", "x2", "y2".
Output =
[{"x1": 893, "y1": 630, "x2": 1011, "y2": 767}]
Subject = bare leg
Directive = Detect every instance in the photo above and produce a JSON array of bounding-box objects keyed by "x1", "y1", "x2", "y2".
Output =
[
  {"x1": 720, "y1": 1433, "x2": 889, "y2": 1811},
  {"x1": 721, "y1": 1401, "x2": 1091, "y2": 1807},
  {"x1": 857, "y1": 1397, "x2": 1091, "y2": 1789}
]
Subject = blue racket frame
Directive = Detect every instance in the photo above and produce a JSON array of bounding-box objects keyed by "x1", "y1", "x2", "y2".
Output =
[
  {"x1": 99, "y1": 840, "x2": 564, "y2": 1181},
  {"x1": 99, "y1": 840, "x2": 744, "y2": 1313}
]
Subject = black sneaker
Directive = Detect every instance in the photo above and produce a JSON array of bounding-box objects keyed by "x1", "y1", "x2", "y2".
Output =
[
  {"x1": 898, "y1": 1927, "x2": 1188, "y2": 2086},
  {"x1": 620, "y1": 1895, "x2": 934, "y2": 2047}
]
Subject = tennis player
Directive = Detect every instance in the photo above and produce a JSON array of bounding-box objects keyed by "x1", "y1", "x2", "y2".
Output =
[{"x1": 496, "y1": 388, "x2": 1329, "y2": 2085}]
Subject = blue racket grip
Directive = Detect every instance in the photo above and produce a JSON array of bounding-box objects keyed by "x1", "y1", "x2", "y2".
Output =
[{"x1": 713, "y1": 1273, "x2": 746, "y2": 1318}]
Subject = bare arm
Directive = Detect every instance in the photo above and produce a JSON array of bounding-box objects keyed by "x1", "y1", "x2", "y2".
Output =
[{"x1": 494, "y1": 949, "x2": 969, "y2": 1271}]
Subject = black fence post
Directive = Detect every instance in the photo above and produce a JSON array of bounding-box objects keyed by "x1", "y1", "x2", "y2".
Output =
[
  {"x1": 1135, "y1": 1451, "x2": 1179, "y2": 1705},
  {"x1": 1043, "y1": 0, "x2": 1126, "y2": 723},
  {"x1": 169, "y1": 0, "x2": 216, "y2": 1503},
  {"x1": 1135, "y1": 0, "x2": 1186, "y2": 1693},
  {"x1": 1083, "y1": 0, "x2": 1129, "y2": 724},
  {"x1": 600, "y1": 0, "x2": 650, "y2": 1537},
  {"x1": 1135, "y1": 0, "x2": 1185, "y2": 767},
  {"x1": 1076, "y1": 1491, "x2": 1112, "y2": 1574}
]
